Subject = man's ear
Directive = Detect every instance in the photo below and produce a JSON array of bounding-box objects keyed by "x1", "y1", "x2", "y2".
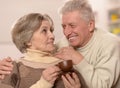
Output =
[{"x1": 88, "y1": 20, "x2": 95, "y2": 32}]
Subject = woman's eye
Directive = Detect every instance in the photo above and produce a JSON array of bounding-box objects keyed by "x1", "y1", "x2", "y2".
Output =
[
  {"x1": 42, "y1": 29, "x2": 47, "y2": 33},
  {"x1": 50, "y1": 28, "x2": 54, "y2": 33}
]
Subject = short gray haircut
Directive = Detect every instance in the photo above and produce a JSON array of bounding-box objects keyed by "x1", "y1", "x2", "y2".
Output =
[
  {"x1": 59, "y1": 0, "x2": 95, "y2": 23},
  {"x1": 11, "y1": 13, "x2": 54, "y2": 53}
]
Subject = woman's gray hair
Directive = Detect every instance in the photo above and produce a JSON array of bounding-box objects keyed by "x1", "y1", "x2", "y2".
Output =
[
  {"x1": 59, "y1": 0, "x2": 95, "y2": 23},
  {"x1": 11, "y1": 13, "x2": 54, "y2": 53}
]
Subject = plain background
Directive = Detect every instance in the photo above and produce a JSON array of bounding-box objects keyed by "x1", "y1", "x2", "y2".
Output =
[{"x1": 0, "y1": 0, "x2": 120, "y2": 59}]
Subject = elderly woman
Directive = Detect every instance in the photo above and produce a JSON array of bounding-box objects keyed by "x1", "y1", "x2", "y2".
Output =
[{"x1": 0, "y1": 13, "x2": 81, "y2": 88}]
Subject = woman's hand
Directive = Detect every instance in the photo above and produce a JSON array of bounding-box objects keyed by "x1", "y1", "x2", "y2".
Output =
[
  {"x1": 42, "y1": 65, "x2": 61, "y2": 84},
  {"x1": 62, "y1": 72, "x2": 81, "y2": 88},
  {"x1": 0, "y1": 57, "x2": 13, "y2": 79}
]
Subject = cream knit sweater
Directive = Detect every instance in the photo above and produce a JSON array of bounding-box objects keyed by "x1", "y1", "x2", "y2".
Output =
[{"x1": 57, "y1": 29, "x2": 120, "y2": 88}]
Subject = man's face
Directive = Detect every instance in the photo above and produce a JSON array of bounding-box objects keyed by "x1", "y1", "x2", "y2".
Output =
[{"x1": 62, "y1": 10, "x2": 94, "y2": 48}]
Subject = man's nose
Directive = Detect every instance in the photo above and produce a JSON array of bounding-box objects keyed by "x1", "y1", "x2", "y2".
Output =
[{"x1": 64, "y1": 26, "x2": 72, "y2": 36}]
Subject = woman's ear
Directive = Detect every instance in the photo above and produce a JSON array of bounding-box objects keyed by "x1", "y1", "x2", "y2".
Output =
[
  {"x1": 26, "y1": 42, "x2": 32, "y2": 47},
  {"x1": 88, "y1": 20, "x2": 95, "y2": 32}
]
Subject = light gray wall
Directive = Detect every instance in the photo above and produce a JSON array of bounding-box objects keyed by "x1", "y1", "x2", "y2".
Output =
[
  {"x1": 0, "y1": 0, "x2": 65, "y2": 59},
  {"x1": 0, "y1": 0, "x2": 64, "y2": 43},
  {"x1": 0, "y1": 0, "x2": 119, "y2": 59}
]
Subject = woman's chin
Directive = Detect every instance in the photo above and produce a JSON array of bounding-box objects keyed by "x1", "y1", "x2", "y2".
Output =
[{"x1": 49, "y1": 47, "x2": 56, "y2": 54}]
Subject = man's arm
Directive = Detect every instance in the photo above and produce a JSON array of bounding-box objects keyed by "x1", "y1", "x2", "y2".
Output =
[
  {"x1": 55, "y1": 43, "x2": 120, "y2": 88},
  {"x1": 0, "y1": 57, "x2": 13, "y2": 80}
]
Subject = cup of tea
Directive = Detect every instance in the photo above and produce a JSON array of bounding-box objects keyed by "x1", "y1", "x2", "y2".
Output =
[{"x1": 58, "y1": 60, "x2": 73, "y2": 72}]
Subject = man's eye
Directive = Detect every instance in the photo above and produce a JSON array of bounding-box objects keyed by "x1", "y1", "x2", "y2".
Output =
[
  {"x1": 62, "y1": 25, "x2": 66, "y2": 29},
  {"x1": 71, "y1": 25, "x2": 75, "y2": 28}
]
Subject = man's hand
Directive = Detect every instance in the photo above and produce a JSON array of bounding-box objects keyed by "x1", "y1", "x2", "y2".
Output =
[
  {"x1": 54, "y1": 47, "x2": 83, "y2": 65},
  {"x1": 0, "y1": 57, "x2": 13, "y2": 79}
]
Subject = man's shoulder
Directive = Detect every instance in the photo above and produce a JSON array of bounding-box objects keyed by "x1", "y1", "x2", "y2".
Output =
[{"x1": 96, "y1": 29, "x2": 120, "y2": 43}]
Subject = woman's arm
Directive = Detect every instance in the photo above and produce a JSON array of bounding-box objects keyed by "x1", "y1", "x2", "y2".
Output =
[{"x1": 30, "y1": 65, "x2": 61, "y2": 88}]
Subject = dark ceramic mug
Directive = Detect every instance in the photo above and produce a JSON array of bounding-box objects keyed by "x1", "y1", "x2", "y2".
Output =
[{"x1": 58, "y1": 60, "x2": 73, "y2": 72}]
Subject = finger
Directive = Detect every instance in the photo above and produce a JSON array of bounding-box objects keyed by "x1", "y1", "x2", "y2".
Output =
[
  {"x1": 62, "y1": 75, "x2": 71, "y2": 88},
  {"x1": 48, "y1": 66, "x2": 61, "y2": 79},
  {"x1": 54, "y1": 51, "x2": 65, "y2": 60},
  {"x1": 50, "y1": 66, "x2": 61, "y2": 74},
  {"x1": 50, "y1": 75, "x2": 59, "y2": 84},
  {"x1": 54, "y1": 54, "x2": 63, "y2": 60},
  {"x1": 0, "y1": 64, "x2": 13, "y2": 72},
  {"x1": 0, "y1": 60, "x2": 13, "y2": 68},
  {"x1": 0, "y1": 74, "x2": 5, "y2": 80},
  {"x1": 42, "y1": 66, "x2": 61, "y2": 82},
  {"x1": 4, "y1": 57, "x2": 13, "y2": 65},
  {"x1": 0, "y1": 70, "x2": 11, "y2": 75},
  {"x1": 0, "y1": 65, "x2": 13, "y2": 71},
  {"x1": 44, "y1": 72, "x2": 59, "y2": 84},
  {"x1": 50, "y1": 71, "x2": 60, "y2": 78},
  {"x1": 4, "y1": 57, "x2": 12, "y2": 62},
  {"x1": 72, "y1": 73, "x2": 80, "y2": 83},
  {"x1": 72, "y1": 73, "x2": 81, "y2": 87},
  {"x1": 54, "y1": 51, "x2": 62, "y2": 56},
  {"x1": 55, "y1": 47, "x2": 66, "y2": 55},
  {"x1": 65, "y1": 73, "x2": 75, "y2": 85}
]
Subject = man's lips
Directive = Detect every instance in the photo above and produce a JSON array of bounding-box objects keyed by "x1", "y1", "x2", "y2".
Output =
[{"x1": 68, "y1": 35, "x2": 78, "y2": 41}]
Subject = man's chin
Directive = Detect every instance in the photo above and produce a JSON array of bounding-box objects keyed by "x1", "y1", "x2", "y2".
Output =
[{"x1": 70, "y1": 43, "x2": 80, "y2": 48}]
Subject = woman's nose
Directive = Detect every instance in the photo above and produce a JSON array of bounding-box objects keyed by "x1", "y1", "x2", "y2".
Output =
[{"x1": 49, "y1": 31, "x2": 55, "y2": 39}]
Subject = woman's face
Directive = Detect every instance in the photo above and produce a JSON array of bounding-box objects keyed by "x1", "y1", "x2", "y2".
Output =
[{"x1": 28, "y1": 20, "x2": 55, "y2": 52}]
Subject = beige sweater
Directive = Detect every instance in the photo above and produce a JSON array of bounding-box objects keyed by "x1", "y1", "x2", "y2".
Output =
[
  {"x1": 23, "y1": 49, "x2": 63, "y2": 88},
  {"x1": 56, "y1": 29, "x2": 120, "y2": 88},
  {"x1": 0, "y1": 49, "x2": 63, "y2": 88}
]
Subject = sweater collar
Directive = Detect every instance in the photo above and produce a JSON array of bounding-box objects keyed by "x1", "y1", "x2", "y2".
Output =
[
  {"x1": 23, "y1": 49, "x2": 59, "y2": 63},
  {"x1": 76, "y1": 28, "x2": 97, "y2": 52}
]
